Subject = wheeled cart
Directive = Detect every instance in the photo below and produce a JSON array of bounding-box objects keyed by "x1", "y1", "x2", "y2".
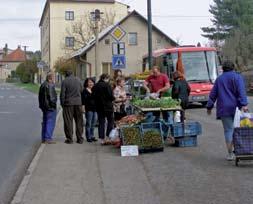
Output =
[{"x1": 233, "y1": 127, "x2": 253, "y2": 166}]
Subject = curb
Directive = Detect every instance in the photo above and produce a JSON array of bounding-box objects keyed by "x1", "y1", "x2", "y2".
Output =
[{"x1": 11, "y1": 108, "x2": 62, "y2": 204}]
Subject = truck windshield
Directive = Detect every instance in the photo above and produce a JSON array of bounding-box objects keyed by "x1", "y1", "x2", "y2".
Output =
[{"x1": 171, "y1": 51, "x2": 218, "y2": 83}]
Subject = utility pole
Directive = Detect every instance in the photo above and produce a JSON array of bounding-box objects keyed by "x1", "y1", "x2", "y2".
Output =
[
  {"x1": 91, "y1": 9, "x2": 103, "y2": 79},
  {"x1": 147, "y1": 0, "x2": 153, "y2": 69}
]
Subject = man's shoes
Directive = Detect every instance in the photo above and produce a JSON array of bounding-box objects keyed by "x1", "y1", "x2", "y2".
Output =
[
  {"x1": 45, "y1": 140, "x2": 56, "y2": 144},
  {"x1": 87, "y1": 139, "x2": 92, "y2": 143},
  {"x1": 77, "y1": 139, "x2": 84, "y2": 144},
  {"x1": 64, "y1": 139, "x2": 73, "y2": 144},
  {"x1": 91, "y1": 138, "x2": 98, "y2": 142}
]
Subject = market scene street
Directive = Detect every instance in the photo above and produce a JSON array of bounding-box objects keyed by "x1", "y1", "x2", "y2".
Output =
[
  {"x1": 20, "y1": 107, "x2": 253, "y2": 204},
  {"x1": 1, "y1": 0, "x2": 253, "y2": 204}
]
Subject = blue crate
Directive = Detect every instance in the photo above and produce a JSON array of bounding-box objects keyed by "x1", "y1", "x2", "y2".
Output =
[
  {"x1": 174, "y1": 136, "x2": 198, "y2": 147},
  {"x1": 141, "y1": 122, "x2": 162, "y2": 134},
  {"x1": 141, "y1": 122, "x2": 164, "y2": 149},
  {"x1": 171, "y1": 122, "x2": 202, "y2": 137}
]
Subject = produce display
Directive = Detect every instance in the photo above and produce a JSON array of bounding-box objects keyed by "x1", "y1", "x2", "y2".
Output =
[
  {"x1": 122, "y1": 127, "x2": 142, "y2": 147},
  {"x1": 142, "y1": 130, "x2": 163, "y2": 149},
  {"x1": 130, "y1": 71, "x2": 150, "y2": 80},
  {"x1": 117, "y1": 115, "x2": 145, "y2": 126},
  {"x1": 133, "y1": 97, "x2": 180, "y2": 109}
]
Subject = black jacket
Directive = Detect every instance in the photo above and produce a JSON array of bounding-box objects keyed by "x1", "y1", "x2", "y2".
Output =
[
  {"x1": 60, "y1": 75, "x2": 83, "y2": 106},
  {"x1": 82, "y1": 88, "x2": 96, "y2": 112},
  {"x1": 92, "y1": 80, "x2": 115, "y2": 112},
  {"x1": 39, "y1": 81, "x2": 57, "y2": 111},
  {"x1": 172, "y1": 79, "x2": 191, "y2": 108}
]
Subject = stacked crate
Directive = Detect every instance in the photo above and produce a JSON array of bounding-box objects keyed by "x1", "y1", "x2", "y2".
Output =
[{"x1": 170, "y1": 122, "x2": 202, "y2": 147}]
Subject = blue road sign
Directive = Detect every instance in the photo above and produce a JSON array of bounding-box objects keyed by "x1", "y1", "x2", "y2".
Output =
[{"x1": 112, "y1": 55, "x2": 126, "y2": 69}]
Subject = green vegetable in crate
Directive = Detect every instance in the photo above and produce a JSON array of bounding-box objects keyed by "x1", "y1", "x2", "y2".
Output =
[
  {"x1": 122, "y1": 127, "x2": 142, "y2": 147},
  {"x1": 133, "y1": 97, "x2": 180, "y2": 109},
  {"x1": 142, "y1": 130, "x2": 163, "y2": 149}
]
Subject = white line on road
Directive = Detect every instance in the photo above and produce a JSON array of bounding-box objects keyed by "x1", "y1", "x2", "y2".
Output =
[
  {"x1": 9, "y1": 96, "x2": 16, "y2": 99},
  {"x1": 0, "y1": 96, "x2": 4, "y2": 99},
  {"x1": 0, "y1": 112, "x2": 14, "y2": 114}
]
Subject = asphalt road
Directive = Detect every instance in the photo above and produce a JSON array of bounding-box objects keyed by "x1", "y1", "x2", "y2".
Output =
[
  {"x1": 139, "y1": 105, "x2": 253, "y2": 204},
  {"x1": 0, "y1": 83, "x2": 41, "y2": 204}
]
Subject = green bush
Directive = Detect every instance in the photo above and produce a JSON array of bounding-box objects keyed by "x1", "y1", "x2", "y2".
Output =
[{"x1": 16, "y1": 60, "x2": 38, "y2": 83}]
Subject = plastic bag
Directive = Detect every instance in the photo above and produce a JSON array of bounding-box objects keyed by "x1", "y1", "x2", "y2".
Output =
[
  {"x1": 240, "y1": 112, "x2": 253, "y2": 127},
  {"x1": 234, "y1": 108, "x2": 241, "y2": 128},
  {"x1": 234, "y1": 107, "x2": 253, "y2": 128},
  {"x1": 109, "y1": 128, "x2": 119, "y2": 141}
]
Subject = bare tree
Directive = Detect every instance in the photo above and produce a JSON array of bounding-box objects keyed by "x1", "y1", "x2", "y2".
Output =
[{"x1": 63, "y1": 10, "x2": 116, "y2": 52}]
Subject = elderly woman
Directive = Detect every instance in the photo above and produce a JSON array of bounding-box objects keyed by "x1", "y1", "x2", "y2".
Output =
[
  {"x1": 207, "y1": 60, "x2": 248, "y2": 161},
  {"x1": 113, "y1": 77, "x2": 127, "y2": 121}
]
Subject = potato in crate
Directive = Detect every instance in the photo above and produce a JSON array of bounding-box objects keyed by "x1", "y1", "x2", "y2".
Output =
[
  {"x1": 171, "y1": 122, "x2": 202, "y2": 137},
  {"x1": 140, "y1": 122, "x2": 164, "y2": 152},
  {"x1": 120, "y1": 126, "x2": 142, "y2": 148}
]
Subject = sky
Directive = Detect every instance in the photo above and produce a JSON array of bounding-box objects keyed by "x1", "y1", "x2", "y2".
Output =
[{"x1": 0, "y1": 0, "x2": 214, "y2": 51}]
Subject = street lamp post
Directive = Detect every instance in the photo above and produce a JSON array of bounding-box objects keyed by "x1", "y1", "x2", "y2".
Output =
[
  {"x1": 147, "y1": 0, "x2": 153, "y2": 69},
  {"x1": 91, "y1": 9, "x2": 103, "y2": 79}
]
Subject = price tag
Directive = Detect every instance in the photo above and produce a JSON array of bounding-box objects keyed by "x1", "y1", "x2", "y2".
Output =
[{"x1": 121, "y1": 146, "x2": 139, "y2": 157}]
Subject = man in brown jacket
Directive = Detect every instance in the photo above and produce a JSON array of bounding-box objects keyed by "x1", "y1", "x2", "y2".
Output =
[{"x1": 60, "y1": 70, "x2": 84, "y2": 144}]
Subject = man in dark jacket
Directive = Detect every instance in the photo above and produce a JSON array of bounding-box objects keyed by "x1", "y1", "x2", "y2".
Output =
[
  {"x1": 92, "y1": 74, "x2": 115, "y2": 144},
  {"x1": 60, "y1": 70, "x2": 84, "y2": 144},
  {"x1": 39, "y1": 72, "x2": 57, "y2": 144}
]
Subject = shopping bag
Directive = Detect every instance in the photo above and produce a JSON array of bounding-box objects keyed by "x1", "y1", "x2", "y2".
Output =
[
  {"x1": 233, "y1": 107, "x2": 241, "y2": 128},
  {"x1": 109, "y1": 128, "x2": 119, "y2": 141},
  {"x1": 240, "y1": 112, "x2": 253, "y2": 128}
]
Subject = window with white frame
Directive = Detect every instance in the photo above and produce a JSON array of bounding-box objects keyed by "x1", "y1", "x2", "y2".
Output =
[
  {"x1": 128, "y1": 32, "x2": 138, "y2": 45},
  {"x1": 65, "y1": 11, "x2": 74, "y2": 20},
  {"x1": 65, "y1": 37, "x2": 74, "y2": 47}
]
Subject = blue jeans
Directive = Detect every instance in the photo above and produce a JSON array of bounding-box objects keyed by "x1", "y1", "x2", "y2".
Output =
[
  {"x1": 85, "y1": 111, "x2": 97, "y2": 140},
  {"x1": 221, "y1": 116, "x2": 234, "y2": 143},
  {"x1": 41, "y1": 110, "x2": 57, "y2": 141}
]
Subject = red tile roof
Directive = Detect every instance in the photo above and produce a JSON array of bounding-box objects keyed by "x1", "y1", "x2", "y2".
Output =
[{"x1": 0, "y1": 47, "x2": 26, "y2": 62}]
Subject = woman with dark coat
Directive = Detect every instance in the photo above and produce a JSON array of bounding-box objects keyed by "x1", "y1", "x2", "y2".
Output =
[
  {"x1": 171, "y1": 71, "x2": 191, "y2": 110},
  {"x1": 92, "y1": 74, "x2": 115, "y2": 144},
  {"x1": 82, "y1": 78, "x2": 97, "y2": 143}
]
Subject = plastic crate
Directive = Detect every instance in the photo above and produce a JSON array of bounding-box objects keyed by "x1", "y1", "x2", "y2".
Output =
[
  {"x1": 174, "y1": 136, "x2": 198, "y2": 147},
  {"x1": 120, "y1": 126, "x2": 142, "y2": 148},
  {"x1": 171, "y1": 122, "x2": 202, "y2": 137},
  {"x1": 141, "y1": 122, "x2": 164, "y2": 152},
  {"x1": 141, "y1": 122, "x2": 163, "y2": 134}
]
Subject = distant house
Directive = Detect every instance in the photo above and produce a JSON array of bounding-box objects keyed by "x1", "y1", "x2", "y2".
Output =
[
  {"x1": 39, "y1": 0, "x2": 129, "y2": 70},
  {"x1": 0, "y1": 46, "x2": 27, "y2": 79},
  {"x1": 72, "y1": 10, "x2": 177, "y2": 79}
]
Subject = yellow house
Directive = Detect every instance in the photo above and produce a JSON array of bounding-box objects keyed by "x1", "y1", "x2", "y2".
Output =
[
  {"x1": 39, "y1": 0, "x2": 129, "y2": 70},
  {"x1": 72, "y1": 10, "x2": 177, "y2": 79}
]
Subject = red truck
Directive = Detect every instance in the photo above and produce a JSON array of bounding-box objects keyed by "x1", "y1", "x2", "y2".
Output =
[{"x1": 143, "y1": 46, "x2": 220, "y2": 106}]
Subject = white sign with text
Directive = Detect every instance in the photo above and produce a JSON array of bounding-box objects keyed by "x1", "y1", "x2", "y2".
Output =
[{"x1": 121, "y1": 146, "x2": 139, "y2": 157}]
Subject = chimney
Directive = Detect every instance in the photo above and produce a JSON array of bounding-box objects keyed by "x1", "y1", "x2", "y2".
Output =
[
  {"x1": 3, "y1": 43, "x2": 8, "y2": 56},
  {"x1": 18, "y1": 45, "x2": 21, "y2": 49}
]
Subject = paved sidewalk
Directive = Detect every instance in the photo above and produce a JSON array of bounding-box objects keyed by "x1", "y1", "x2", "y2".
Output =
[{"x1": 20, "y1": 114, "x2": 160, "y2": 204}]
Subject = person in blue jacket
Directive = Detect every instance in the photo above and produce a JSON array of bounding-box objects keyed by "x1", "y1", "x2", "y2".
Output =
[{"x1": 207, "y1": 60, "x2": 248, "y2": 161}]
